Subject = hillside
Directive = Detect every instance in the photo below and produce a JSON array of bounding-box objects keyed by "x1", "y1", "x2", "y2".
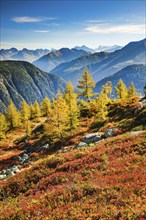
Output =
[
  {"x1": 0, "y1": 131, "x2": 146, "y2": 219},
  {"x1": 0, "y1": 94, "x2": 146, "y2": 219},
  {"x1": 0, "y1": 48, "x2": 49, "y2": 62},
  {"x1": 50, "y1": 38, "x2": 146, "y2": 85},
  {"x1": 94, "y1": 64, "x2": 146, "y2": 95},
  {"x1": 33, "y1": 48, "x2": 89, "y2": 72},
  {"x1": 50, "y1": 52, "x2": 109, "y2": 86},
  {"x1": 0, "y1": 61, "x2": 66, "y2": 113}
]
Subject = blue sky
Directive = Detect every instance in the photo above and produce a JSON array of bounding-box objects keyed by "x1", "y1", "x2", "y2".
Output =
[{"x1": 1, "y1": 0, "x2": 145, "y2": 49}]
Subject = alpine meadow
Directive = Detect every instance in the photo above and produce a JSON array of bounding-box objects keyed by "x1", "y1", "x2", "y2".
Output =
[{"x1": 0, "y1": 0, "x2": 146, "y2": 219}]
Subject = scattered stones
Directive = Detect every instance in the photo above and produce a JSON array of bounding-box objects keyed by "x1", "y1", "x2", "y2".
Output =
[
  {"x1": 22, "y1": 153, "x2": 29, "y2": 160},
  {"x1": 104, "y1": 128, "x2": 122, "y2": 138},
  {"x1": 13, "y1": 156, "x2": 22, "y2": 161},
  {"x1": 74, "y1": 142, "x2": 88, "y2": 149},
  {"x1": 0, "y1": 174, "x2": 7, "y2": 180},
  {"x1": 104, "y1": 128, "x2": 114, "y2": 138},
  {"x1": 0, "y1": 142, "x2": 50, "y2": 180},
  {"x1": 0, "y1": 165, "x2": 21, "y2": 179},
  {"x1": 11, "y1": 165, "x2": 21, "y2": 173},
  {"x1": 35, "y1": 143, "x2": 49, "y2": 152}
]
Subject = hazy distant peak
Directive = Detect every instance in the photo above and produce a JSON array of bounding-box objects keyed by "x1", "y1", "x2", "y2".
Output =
[
  {"x1": 96, "y1": 45, "x2": 122, "y2": 52},
  {"x1": 73, "y1": 45, "x2": 95, "y2": 53}
]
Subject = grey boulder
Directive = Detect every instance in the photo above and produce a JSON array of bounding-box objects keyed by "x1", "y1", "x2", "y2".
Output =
[{"x1": 82, "y1": 132, "x2": 101, "y2": 144}]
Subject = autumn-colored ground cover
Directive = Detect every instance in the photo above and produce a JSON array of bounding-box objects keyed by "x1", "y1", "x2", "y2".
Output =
[{"x1": 0, "y1": 131, "x2": 146, "y2": 219}]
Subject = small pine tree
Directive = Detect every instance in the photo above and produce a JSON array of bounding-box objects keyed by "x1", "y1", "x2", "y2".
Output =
[
  {"x1": 102, "y1": 81, "x2": 112, "y2": 98},
  {"x1": 20, "y1": 100, "x2": 30, "y2": 122},
  {"x1": 0, "y1": 113, "x2": 7, "y2": 139},
  {"x1": 115, "y1": 79, "x2": 127, "y2": 99},
  {"x1": 41, "y1": 97, "x2": 51, "y2": 117},
  {"x1": 77, "y1": 67, "x2": 95, "y2": 102},
  {"x1": 64, "y1": 82, "x2": 78, "y2": 132},
  {"x1": 6, "y1": 101, "x2": 20, "y2": 129},
  {"x1": 127, "y1": 82, "x2": 138, "y2": 98}
]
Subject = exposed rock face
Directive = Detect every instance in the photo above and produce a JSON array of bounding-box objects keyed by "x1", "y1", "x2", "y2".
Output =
[{"x1": 82, "y1": 132, "x2": 101, "y2": 144}]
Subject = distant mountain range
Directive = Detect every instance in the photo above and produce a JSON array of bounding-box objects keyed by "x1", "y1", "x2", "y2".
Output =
[
  {"x1": 73, "y1": 45, "x2": 122, "y2": 53},
  {"x1": 94, "y1": 64, "x2": 146, "y2": 96},
  {"x1": 0, "y1": 44, "x2": 122, "y2": 64},
  {"x1": 73, "y1": 45, "x2": 96, "y2": 53},
  {"x1": 50, "y1": 52, "x2": 110, "y2": 85},
  {"x1": 0, "y1": 61, "x2": 66, "y2": 113},
  {"x1": 0, "y1": 39, "x2": 145, "y2": 112},
  {"x1": 0, "y1": 48, "x2": 49, "y2": 62},
  {"x1": 33, "y1": 48, "x2": 89, "y2": 72},
  {"x1": 95, "y1": 45, "x2": 122, "y2": 52},
  {"x1": 50, "y1": 38, "x2": 146, "y2": 86}
]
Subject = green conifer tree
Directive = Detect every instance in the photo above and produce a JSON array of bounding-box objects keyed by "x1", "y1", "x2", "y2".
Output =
[
  {"x1": 77, "y1": 67, "x2": 95, "y2": 102},
  {"x1": 6, "y1": 101, "x2": 20, "y2": 129},
  {"x1": 41, "y1": 97, "x2": 51, "y2": 117},
  {"x1": 64, "y1": 82, "x2": 78, "y2": 132},
  {"x1": 115, "y1": 79, "x2": 127, "y2": 99}
]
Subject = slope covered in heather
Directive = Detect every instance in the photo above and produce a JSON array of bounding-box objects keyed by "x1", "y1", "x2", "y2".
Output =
[
  {"x1": 0, "y1": 97, "x2": 146, "y2": 219},
  {"x1": 0, "y1": 131, "x2": 146, "y2": 219}
]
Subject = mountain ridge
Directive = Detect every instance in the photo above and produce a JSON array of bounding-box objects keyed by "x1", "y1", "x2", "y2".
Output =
[
  {"x1": 94, "y1": 64, "x2": 146, "y2": 95},
  {"x1": 33, "y1": 48, "x2": 89, "y2": 72},
  {"x1": 0, "y1": 48, "x2": 49, "y2": 62},
  {"x1": 50, "y1": 38, "x2": 146, "y2": 86},
  {"x1": 0, "y1": 61, "x2": 66, "y2": 113}
]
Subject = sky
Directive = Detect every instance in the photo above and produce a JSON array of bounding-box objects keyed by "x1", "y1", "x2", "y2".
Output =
[{"x1": 0, "y1": 0, "x2": 146, "y2": 50}]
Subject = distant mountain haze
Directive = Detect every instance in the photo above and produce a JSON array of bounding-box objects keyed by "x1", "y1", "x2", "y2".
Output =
[
  {"x1": 33, "y1": 48, "x2": 89, "y2": 72},
  {"x1": 95, "y1": 45, "x2": 122, "y2": 52},
  {"x1": 0, "y1": 48, "x2": 49, "y2": 62},
  {"x1": 50, "y1": 38, "x2": 146, "y2": 86},
  {"x1": 0, "y1": 61, "x2": 66, "y2": 113},
  {"x1": 94, "y1": 64, "x2": 146, "y2": 96},
  {"x1": 73, "y1": 45, "x2": 122, "y2": 53},
  {"x1": 73, "y1": 45, "x2": 96, "y2": 53},
  {"x1": 50, "y1": 51, "x2": 110, "y2": 86}
]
